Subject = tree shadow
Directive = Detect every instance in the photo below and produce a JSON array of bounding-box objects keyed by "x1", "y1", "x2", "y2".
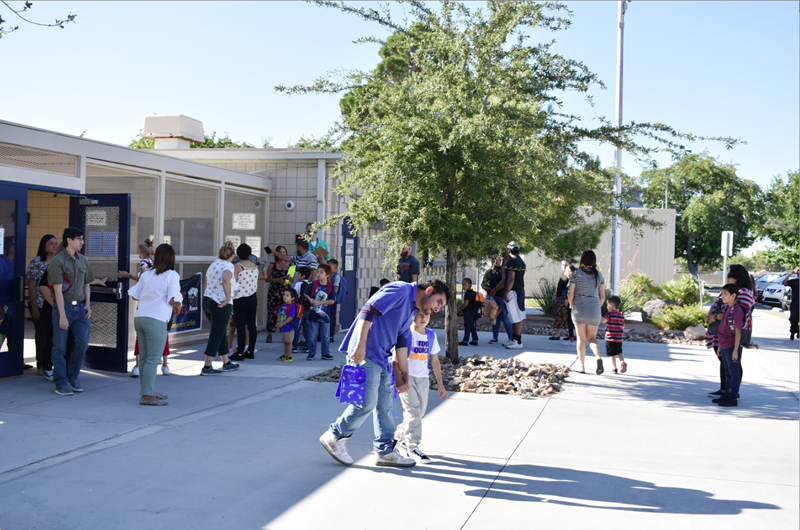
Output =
[{"x1": 377, "y1": 456, "x2": 779, "y2": 515}]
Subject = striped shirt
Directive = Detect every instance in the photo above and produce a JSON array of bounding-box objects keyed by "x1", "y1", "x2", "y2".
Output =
[
  {"x1": 604, "y1": 310, "x2": 625, "y2": 343},
  {"x1": 705, "y1": 287, "x2": 755, "y2": 349}
]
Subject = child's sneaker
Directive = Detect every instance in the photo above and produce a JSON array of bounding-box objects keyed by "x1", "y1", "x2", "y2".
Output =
[
  {"x1": 612, "y1": 369, "x2": 618, "y2": 374},
  {"x1": 291, "y1": 347, "x2": 298, "y2": 354},
  {"x1": 620, "y1": 361, "x2": 628, "y2": 373},
  {"x1": 161, "y1": 365, "x2": 170, "y2": 376},
  {"x1": 321, "y1": 354, "x2": 334, "y2": 360},
  {"x1": 130, "y1": 366, "x2": 139, "y2": 378},
  {"x1": 278, "y1": 355, "x2": 294, "y2": 362},
  {"x1": 407, "y1": 447, "x2": 432, "y2": 464},
  {"x1": 306, "y1": 354, "x2": 315, "y2": 361}
]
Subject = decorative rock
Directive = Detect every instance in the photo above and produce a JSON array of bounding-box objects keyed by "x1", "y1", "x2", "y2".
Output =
[
  {"x1": 641, "y1": 299, "x2": 673, "y2": 323},
  {"x1": 683, "y1": 324, "x2": 706, "y2": 341}
]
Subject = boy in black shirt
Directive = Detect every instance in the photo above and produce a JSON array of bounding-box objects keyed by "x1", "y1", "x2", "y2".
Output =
[{"x1": 458, "y1": 278, "x2": 479, "y2": 345}]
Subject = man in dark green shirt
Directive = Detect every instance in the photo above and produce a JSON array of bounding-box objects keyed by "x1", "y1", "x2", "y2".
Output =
[{"x1": 48, "y1": 227, "x2": 94, "y2": 396}]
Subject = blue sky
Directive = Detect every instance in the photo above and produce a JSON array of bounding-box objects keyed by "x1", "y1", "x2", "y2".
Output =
[{"x1": 2, "y1": 1, "x2": 797, "y2": 194}]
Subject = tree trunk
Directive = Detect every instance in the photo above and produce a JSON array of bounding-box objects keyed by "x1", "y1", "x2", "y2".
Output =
[
  {"x1": 686, "y1": 236, "x2": 699, "y2": 276},
  {"x1": 444, "y1": 247, "x2": 460, "y2": 365}
]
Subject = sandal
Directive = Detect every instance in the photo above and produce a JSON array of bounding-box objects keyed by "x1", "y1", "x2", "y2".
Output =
[
  {"x1": 266, "y1": 333, "x2": 273, "y2": 343},
  {"x1": 140, "y1": 397, "x2": 168, "y2": 406}
]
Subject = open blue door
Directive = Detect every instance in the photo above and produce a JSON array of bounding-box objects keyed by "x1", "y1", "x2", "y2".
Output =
[
  {"x1": 70, "y1": 194, "x2": 131, "y2": 373},
  {"x1": 339, "y1": 221, "x2": 358, "y2": 330},
  {"x1": 0, "y1": 184, "x2": 28, "y2": 378}
]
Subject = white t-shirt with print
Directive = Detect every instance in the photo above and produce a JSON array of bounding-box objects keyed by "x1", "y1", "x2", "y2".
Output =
[
  {"x1": 406, "y1": 327, "x2": 440, "y2": 379},
  {"x1": 205, "y1": 258, "x2": 235, "y2": 304}
]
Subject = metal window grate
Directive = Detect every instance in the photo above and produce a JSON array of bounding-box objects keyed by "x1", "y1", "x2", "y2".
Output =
[{"x1": 0, "y1": 142, "x2": 78, "y2": 176}]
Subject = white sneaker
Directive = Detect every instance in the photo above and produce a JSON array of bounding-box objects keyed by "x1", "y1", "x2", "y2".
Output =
[
  {"x1": 319, "y1": 431, "x2": 353, "y2": 466},
  {"x1": 161, "y1": 365, "x2": 170, "y2": 375},
  {"x1": 376, "y1": 449, "x2": 416, "y2": 467},
  {"x1": 130, "y1": 366, "x2": 139, "y2": 378},
  {"x1": 503, "y1": 339, "x2": 516, "y2": 348},
  {"x1": 407, "y1": 447, "x2": 432, "y2": 464},
  {"x1": 505, "y1": 340, "x2": 523, "y2": 350}
]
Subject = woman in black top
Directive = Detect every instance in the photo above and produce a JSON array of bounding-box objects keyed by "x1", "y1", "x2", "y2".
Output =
[
  {"x1": 550, "y1": 261, "x2": 575, "y2": 342},
  {"x1": 482, "y1": 253, "x2": 513, "y2": 344}
]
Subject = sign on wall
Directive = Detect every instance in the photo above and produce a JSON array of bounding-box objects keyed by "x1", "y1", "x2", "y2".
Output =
[
  {"x1": 170, "y1": 273, "x2": 203, "y2": 334},
  {"x1": 232, "y1": 213, "x2": 256, "y2": 230},
  {"x1": 225, "y1": 235, "x2": 241, "y2": 247},
  {"x1": 245, "y1": 236, "x2": 261, "y2": 256},
  {"x1": 86, "y1": 210, "x2": 107, "y2": 226}
]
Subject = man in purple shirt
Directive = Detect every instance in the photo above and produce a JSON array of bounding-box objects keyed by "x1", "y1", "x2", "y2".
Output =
[{"x1": 320, "y1": 279, "x2": 450, "y2": 467}]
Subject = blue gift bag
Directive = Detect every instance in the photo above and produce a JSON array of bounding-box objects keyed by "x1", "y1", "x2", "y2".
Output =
[{"x1": 335, "y1": 364, "x2": 366, "y2": 406}]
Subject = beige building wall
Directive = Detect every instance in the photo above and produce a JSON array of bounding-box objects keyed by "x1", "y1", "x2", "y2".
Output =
[
  {"x1": 25, "y1": 191, "x2": 69, "y2": 269},
  {"x1": 523, "y1": 207, "x2": 677, "y2": 294}
]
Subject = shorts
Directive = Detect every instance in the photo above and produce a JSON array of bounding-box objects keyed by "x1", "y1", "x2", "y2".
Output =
[
  {"x1": 605, "y1": 341, "x2": 623, "y2": 357},
  {"x1": 507, "y1": 290, "x2": 526, "y2": 324},
  {"x1": 282, "y1": 330, "x2": 295, "y2": 343}
]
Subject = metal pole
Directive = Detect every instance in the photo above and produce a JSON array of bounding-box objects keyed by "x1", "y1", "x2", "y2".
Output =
[{"x1": 611, "y1": 0, "x2": 626, "y2": 296}]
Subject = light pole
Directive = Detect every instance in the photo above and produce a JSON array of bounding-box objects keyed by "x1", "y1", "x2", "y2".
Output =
[{"x1": 610, "y1": 0, "x2": 627, "y2": 297}]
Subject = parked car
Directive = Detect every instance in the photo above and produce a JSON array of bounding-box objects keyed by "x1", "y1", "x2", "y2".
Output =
[
  {"x1": 760, "y1": 274, "x2": 791, "y2": 306},
  {"x1": 781, "y1": 288, "x2": 792, "y2": 312},
  {"x1": 755, "y1": 272, "x2": 784, "y2": 302}
]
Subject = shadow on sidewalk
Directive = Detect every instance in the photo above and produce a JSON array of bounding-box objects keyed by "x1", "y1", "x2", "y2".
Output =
[
  {"x1": 568, "y1": 371, "x2": 799, "y2": 420},
  {"x1": 379, "y1": 456, "x2": 779, "y2": 515}
]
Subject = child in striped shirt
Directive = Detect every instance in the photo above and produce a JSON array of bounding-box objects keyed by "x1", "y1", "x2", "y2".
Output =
[{"x1": 601, "y1": 296, "x2": 627, "y2": 374}]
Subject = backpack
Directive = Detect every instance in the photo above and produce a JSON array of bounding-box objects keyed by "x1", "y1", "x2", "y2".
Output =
[
  {"x1": 293, "y1": 304, "x2": 304, "y2": 330},
  {"x1": 474, "y1": 292, "x2": 485, "y2": 318},
  {"x1": 726, "y1": 302, "x2": 753, "y2": 348},
  {"x1": 334, "y1": 273, "x2": 348, "y2": 304},
  {"x1": 298, "y1": 281, "x2": 313, "y2": 309}
]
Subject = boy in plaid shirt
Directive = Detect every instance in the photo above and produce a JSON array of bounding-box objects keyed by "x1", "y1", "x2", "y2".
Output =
[{"x1": 601, "y1": 295, "x2": 627, "y2": 374}]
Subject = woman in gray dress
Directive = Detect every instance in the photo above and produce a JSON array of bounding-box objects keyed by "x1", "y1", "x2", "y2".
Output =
[{"x1": 568, "y1": 250, "x2": 606, "y2": 375}]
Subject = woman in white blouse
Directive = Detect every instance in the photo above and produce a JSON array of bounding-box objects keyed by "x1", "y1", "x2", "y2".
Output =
[
  {"x1": 201, "y1": 241, "x2": 239, "y2": 375},
  {"x1": 128, "y1": 244, "x2": 182, "y2": 406}
]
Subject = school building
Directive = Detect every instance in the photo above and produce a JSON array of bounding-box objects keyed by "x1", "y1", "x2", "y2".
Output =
[{"x1": 0, "y1": 116, "x2": 387, "y2": 380}]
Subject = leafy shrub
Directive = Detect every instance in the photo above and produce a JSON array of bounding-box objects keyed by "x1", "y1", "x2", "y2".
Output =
[
  {"x1": 650, "y1": 304, "x2": 706, "y2": 330},
  {"x1": 531, "y1": 279, "x2": 558, "y2": 317},
  {"x1": 624, "y1": 273, "x2": 662, "y2": 300},
  {"x1": 659, "y1": 274, "x2": 700, "y2": 306}
]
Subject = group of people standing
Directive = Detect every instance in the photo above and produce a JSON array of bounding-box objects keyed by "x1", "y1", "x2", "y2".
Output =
[{"x1": 479, "y1": 242, "x2": 528, "y2": 349}]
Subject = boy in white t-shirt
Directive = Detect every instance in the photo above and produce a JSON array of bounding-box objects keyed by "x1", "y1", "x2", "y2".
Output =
[{"x1": 391, "y1": 311, "x2": 448, "y2": 464}]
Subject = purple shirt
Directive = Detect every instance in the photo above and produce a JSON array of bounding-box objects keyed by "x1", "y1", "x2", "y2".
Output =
[
  {"x1": 718, "y1": 304, "x2": 745, "y2": 349},
  {"x1": 339, "y1": 281, "x2": 418, "y2": 372}
]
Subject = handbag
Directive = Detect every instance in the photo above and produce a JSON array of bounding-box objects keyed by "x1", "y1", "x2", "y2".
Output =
[
  {"x1": 486, "y1": 298, "x2": 500, "y2": 323},
  {"x1": 335, "y1": 364, "x2": 366, "y2": 406},
  {"x1": 707, "y1": 319, "x2": 720, "y2": 335}
]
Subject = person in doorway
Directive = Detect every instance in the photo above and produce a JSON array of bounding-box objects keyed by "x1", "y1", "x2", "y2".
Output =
[
  {"x1": 200, "y1": 241, "x2": 240, "y2": 376},
  {"x1": 0, "y1": 237, "x2": 16, "y2": 355},
  {"x1": 48, "y1": 228, "x2": 94, "y2": 396},
  {"x1": 397, "y1": 245, "x2": 420, "y2": 283},
  {"x1": 328, "y1": 259, "x2": 342, "y2": 343},
  {"x1": 503, "y1": 242, "x2": 526, "y2": 350},
  {"x1": 319, "y1": 279, "x2": 450, "y2": 468},
  {"x1": 128, "y1": 244, "x2": 182, "y2": 406},
  {"x1": 568, "y1": 250, "x2": 605, "y2": 375},
  {"x1": 26, "y1": 234, "x2": 58, "y2": 380}
]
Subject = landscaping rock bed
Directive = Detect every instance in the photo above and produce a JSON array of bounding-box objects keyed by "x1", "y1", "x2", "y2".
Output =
[{"x1": 308, "y1": 355, "x2": 572, "y2": 399}]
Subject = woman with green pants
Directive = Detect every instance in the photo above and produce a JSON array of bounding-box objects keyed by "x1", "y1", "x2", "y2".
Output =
[{"x1": 128, "y1": 244, "x2": 182, "y2": 406}]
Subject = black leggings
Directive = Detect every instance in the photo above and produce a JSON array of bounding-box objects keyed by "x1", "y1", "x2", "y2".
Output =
[{"x1": 234, "y1": 294, "x2": 258, "y2": 355}]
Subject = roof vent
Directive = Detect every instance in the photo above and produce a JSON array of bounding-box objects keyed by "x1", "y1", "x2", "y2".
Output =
[{"x1": 142, "y1": 115, "x2": 204, "y2": 149}]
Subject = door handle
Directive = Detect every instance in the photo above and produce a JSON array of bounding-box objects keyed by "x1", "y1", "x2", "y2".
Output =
[
  {"x1": 113, "y1": 282, "x2": 125, "y2": 300},
  {"x1": 17, "y1": 275, "x2": 25, "y2": 303}
]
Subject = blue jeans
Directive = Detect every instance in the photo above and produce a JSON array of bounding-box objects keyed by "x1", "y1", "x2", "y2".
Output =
[
  {"x1": 463, "y1": 312, "x2": 478, "y2": 341},
  {"x1": 720, "y1": 346, "x2": 743, "y2": 398},
  {"x1": 492, "y1": 296, "x2": 513, "y2": 341},
  {"x1": 329, "y1": 358, "x2": 397, "y2": 455},
  {"x1": 305, "y1": 316, "x2": 330, "y2": 357},
  {"x1": 51, "y1": 304, "x2": 91, "y2": 386}
]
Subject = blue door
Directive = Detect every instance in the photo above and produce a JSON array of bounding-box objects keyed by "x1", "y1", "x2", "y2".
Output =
[
  {"x1": 0, "y1": 184, "x2": 27, "y2": 378},
  {"x1": 339, "y1": 221, "x2": 358, "y2": 330},
  {"x1": 70, "y1": 194, "x2": 131, "y2": 373}
]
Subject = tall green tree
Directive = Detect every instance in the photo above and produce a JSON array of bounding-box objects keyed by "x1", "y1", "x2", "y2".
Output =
[
  {"x1": 639, "y1": 152, "x2": 763, "y2": 276},
  {"x1": 278, "y1": 1, "x2": 738, "y2": 362},
  {"x1": 759, "y1": 170, "x2": 799, "y2": 268}
]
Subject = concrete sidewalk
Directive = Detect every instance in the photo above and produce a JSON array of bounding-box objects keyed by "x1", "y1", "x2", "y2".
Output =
[{"x1": 0, "y1": 310, "x2": 797, "y2": 530}]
